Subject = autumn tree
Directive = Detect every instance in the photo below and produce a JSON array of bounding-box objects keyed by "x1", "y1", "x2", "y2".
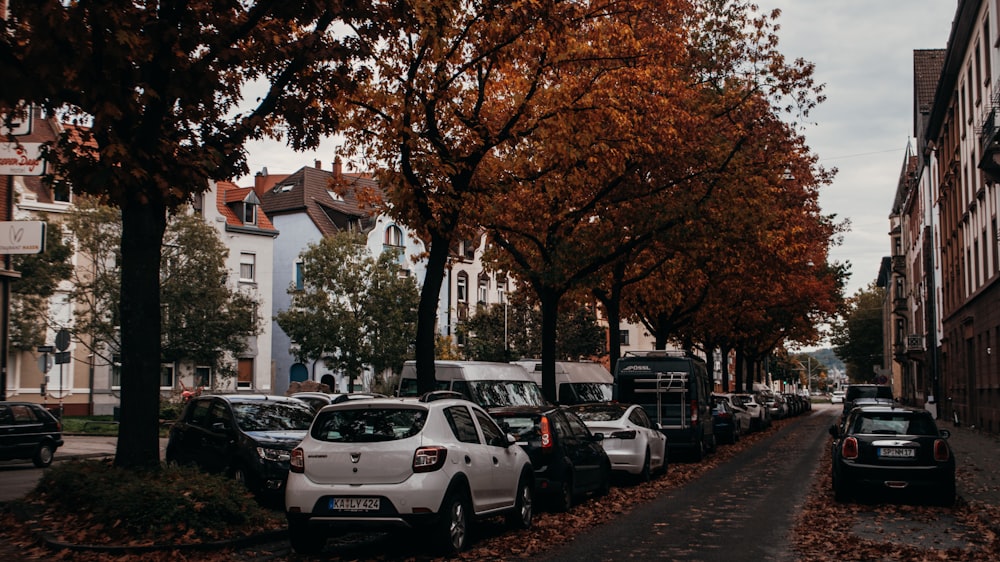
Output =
[
  {"x1": 479, "y1": 2, "x2": 828, "y2": 401},
  {"x1": 275, "y1": 232, "x2": 419, "y2": 390},
  {"x1": 340, "y1": 0, "x2": 604, "y2": 394},
  {"x1": 831, "y1": 283, "x2": 884, "y2": 382},
  {"x1": 1, "y1": 1, "x2": 383, "y2": 468}
]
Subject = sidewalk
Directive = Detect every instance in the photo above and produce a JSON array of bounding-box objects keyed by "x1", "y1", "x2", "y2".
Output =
[
  {"x1": 936, "y1": 418, "x2": 1000, "y2": 506},
  {"x1": 56, "y1": 434, "x2": 169, "y2": 461}
]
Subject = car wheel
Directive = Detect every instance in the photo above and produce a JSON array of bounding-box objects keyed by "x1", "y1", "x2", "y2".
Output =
[
  {"x1": 597, "y1": 461, "x2": 612, "y2": 494},
  {"x1": 833, "y1": 473, "x2": 852, "y2": 503},
  {"x1": 437, "y1": 488, "x2": 471, "y2": 554},
  {"x1": 553, "y1": 473, "x2": 574, "y2": 512},
  {"x1": 506, "y1": 473, "x2": 533, "y2": 529},
  {"x1": 638, "y1": 449, "x2": 651, "y2": 483},
  {"x1": 288, "y1": 516, "x2": 325, "y2": 555},
  {"x1": 936, "y1": 480, "x2": 956, "y2": 507},
  {"x1": 32, "y1": 443, "x2": 55, "y2": 468}
]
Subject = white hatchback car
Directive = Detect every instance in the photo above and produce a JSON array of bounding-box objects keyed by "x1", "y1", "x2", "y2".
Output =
[
  {"x1": 285, "y1": 393, "x2": 534, "y2": 555},
  {"x1": 565, "y1": 402, "x2": 667, "y2": 481}
]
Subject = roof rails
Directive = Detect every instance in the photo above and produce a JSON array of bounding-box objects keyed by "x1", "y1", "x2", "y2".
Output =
[
  {"x1": 623, "y1": 350, "x2": 689, "y2": 358},
  {"x1": 419, "y1": 390, "x2": 465, "y2": 403}
]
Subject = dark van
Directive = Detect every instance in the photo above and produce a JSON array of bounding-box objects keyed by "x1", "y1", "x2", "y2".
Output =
[{"x1": 613, "y1": 351, "x2": 715, "y2": 460}]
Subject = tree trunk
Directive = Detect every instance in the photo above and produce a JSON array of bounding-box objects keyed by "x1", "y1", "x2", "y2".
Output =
[
  {"x1": 735, "y1": 347, "x2": 745, "y2": 393},
  {"x1": 414, "y1": 231, "x2": 451, "y2": 394},
  {"x1": 538, "y1": 286, "x2": 562, "y2": 404},
  {"x1": 114, "y1": 195, "x2": 167, "y2": 469},
  {"x1": 721, "y1": 345, "x2": 731, "y2": 392}
]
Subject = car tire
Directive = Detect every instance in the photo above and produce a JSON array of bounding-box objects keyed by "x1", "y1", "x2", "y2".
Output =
[
  {"x1": 553, "y1": 473, "x2": 574, "y2": 512},
  {"x1": 936, "y1": 481, "x2": 956, "y2": 507},
  {"x1": 597, "y1": 461, "x2": 612, "y2": 494},
  {"x1": 288, "y1": 516, "x2": 325, "y2": 555},
  {"x1": 638, "y1": 449, "x2": 652, "y2": 483},
  {"x1": 437, "y1": 488, "x2": 471, "y2": 554},
  {"x1": 32, "y1": 442, "x2": 55, "y2": 468},
  {"x1": 505, "y1": 472, "x2": 533, "y2": 529},
  {"x1": 833, "y1": 475, "x2": 852, "y2": 503}
]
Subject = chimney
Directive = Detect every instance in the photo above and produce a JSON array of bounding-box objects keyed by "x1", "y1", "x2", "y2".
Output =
[
  {"x1": 333, "y1": 156, "x2": 343, "y2": 178},
  {"x1": 314, "y1": 159, "x2": 322, "y2": 170}
]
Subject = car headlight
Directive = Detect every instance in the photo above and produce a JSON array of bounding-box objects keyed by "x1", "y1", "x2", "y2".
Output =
[{"x1": 256, "y1": 446, "x2": 291, "y2": 462}]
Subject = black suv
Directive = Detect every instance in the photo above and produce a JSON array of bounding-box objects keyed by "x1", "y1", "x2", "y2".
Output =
[
  {"x1": 0, "y1": 401, "x2": 64, "y2": 467},
  {"x1": 489, "y1": 405, "x2": 611, "y2": 512},
  {"x1": 165, "y1": 394, "x2": 315, "y2": 500}
]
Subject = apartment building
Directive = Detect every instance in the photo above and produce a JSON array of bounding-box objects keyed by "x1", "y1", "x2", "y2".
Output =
[{"x1": 909, "y1": 0, "x2": 1000, "y2": 430}]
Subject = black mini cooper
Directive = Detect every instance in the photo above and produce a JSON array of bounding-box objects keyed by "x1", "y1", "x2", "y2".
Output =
[{"x1": 830, "y1": 403, "x2": 955, "y2": 505}]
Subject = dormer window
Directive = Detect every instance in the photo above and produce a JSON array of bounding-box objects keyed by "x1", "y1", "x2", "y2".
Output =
[{"x1": 243, "y1": 201, "x2": 257, "y2": 225}]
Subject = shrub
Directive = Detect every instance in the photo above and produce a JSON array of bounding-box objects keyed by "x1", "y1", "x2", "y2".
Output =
[{"x1": 30, "y1": 460, "x2": 282, "y2": 543}]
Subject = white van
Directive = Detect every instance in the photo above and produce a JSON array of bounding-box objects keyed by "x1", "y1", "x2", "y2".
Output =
[
  {"x1": 513, "y1": 360, "x2": 614, "y2": 405},
  {"x1": 396, "y1": 360, "x2": 547, "y2": 408}
]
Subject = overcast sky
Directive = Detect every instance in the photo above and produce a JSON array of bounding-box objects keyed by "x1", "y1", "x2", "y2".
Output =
[{"x1": 239, "y1": 2, "x2": 960, "y2": 299}]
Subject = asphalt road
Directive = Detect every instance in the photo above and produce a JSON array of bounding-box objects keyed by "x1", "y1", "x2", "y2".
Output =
[{"x1": 535, "y1": 405, "x2": 837, "y2": 562}]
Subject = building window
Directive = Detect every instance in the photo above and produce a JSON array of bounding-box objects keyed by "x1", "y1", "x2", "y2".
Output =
[
  {"x1": 243, "y1": 202, "x2": 257, "y2": 225},
  {"x1": 462, "y1": 239, "x2": 476, "y2": 260},
  {"x1": 478, "y1": 275, "x2": 489, "y2": 304},
  {"x1": 111, "y1": 355, "x2": 122, "y2": 389},
  {"x1": 237, "y1": 358, "x2": 253, "y2": 389},
  {"x1": 619, "y1": 330, "x2": 630, "y2": 346},
  {"x1": 457, "y1": 272, "x2": 468, "y2": 303},
  {"x1": 195, "y1": 366, "x2": 212, "y2": 389},
  {"x1": 294, "y1": 261, "x2": 304, "y2": 291},
  {"x1": 160, "y1": 364, "x2": 174, "y2": 388},
  {"x1": 240, "y1": 252, "x2": 256, "y2": 282},
  {"x1": 192, "y1": 192, "x2": 204, "y2": 216},
  {"x1": 384, "y1": 225, "x2": 403, "y2": 247}
]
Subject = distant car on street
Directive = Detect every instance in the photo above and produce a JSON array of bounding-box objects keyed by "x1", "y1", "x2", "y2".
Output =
[
  {"x1": 289, "y1": 391, "x2": 386, "y2": 413},
  {"x1": 830, "y1": 390, "x2": 846, "y2": 404},
  {"x1": 0, "y1": 401, "x2": 64, "y2": 467}
]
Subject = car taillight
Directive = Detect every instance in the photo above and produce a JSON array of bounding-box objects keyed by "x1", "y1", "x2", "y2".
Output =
[
  {"x1": 933, "y1": 439, "x2": 950, "y2": 462},
  {"x1": 413, "y1": 446, "x2": 448, "y2": 472},
  {"x1": 540, "y1": 416, "x2": 554, "y2": 451},
  {"x1": 609, "y1": 430, "x2": 636, "y2": 439},
  {"x1": 841, "y1": 437, "x2": 859, "y2": 460},
  {"x1": 690, "y1": 400, "x2": 698, "y2": 424},
  {"x1": 290, "y1": 448, "x2": 305, "y2": 473}
]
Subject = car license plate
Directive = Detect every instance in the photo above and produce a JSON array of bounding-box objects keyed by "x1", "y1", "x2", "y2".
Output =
[
  {"x1": 878, "y1": 447, "x2": 915, "y2": 458},
  {"x1": 330, "y1": 497, "x2": 380, "y2": 511}
]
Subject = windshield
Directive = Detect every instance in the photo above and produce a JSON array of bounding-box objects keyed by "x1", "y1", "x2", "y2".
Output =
[
  {"x1": 312, "y1": 407, "x2": 427, "y2": 442},
  {"x1": 231, "y1": 402, "x2": 315, "y2": 432},
  {"x1": 851, "y1": 412, "x2": 937, "y2": 436},
  {"x1": 466, "y1": 381, "x2": 546, "y2": 408},
  {"x1": 560, "y1": 383, "x2": 613, "y2": 405}
]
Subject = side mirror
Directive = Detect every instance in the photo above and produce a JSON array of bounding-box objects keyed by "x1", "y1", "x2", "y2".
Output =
[
  {"x1": 653, "y1": 423, "x2": 662, "y2": 431},
  {"x1": 828, "y1": 424, "x2": 840, "y2": 438},
  {"x1": 939, "y1": 429, "x2": 951, "y2": 439},
  {"x1": 211, "y1": 421, "x2": 230, "y2": 433},
  {"x1": 506, "y1": 433, "x2": 518, "y2": 447},
  {"x1": 590, "y1": 432, "x2": 604, "y2": 442}
]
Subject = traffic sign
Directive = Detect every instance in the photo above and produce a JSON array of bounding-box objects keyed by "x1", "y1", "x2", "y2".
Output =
[{"x1": 55, "y1": 329, "x2": 71, "y2": 351}]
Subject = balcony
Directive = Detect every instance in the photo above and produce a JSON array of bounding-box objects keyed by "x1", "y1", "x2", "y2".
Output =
[
  {"x1": 893, "y1": 295, "x2": 907, "y2": 314},
  {"x1": 978, "y1": 94, "x2": 1000, "y2": 182},
  {"x1": 891, "y1": 256, "x2": 906, "y2": 274},
  {"x1": 905, "y1": 334, "x2": 925, "y2": 362}
]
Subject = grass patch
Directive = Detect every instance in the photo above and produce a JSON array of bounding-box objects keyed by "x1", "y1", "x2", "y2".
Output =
[{"x1": 19, "y1": 459, "x2": 284, "y2": 545}]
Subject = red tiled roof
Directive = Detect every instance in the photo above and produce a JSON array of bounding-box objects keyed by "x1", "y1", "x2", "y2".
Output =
[{"x1": 216, "y1": 180, "x2": 275, "y2": 231}]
